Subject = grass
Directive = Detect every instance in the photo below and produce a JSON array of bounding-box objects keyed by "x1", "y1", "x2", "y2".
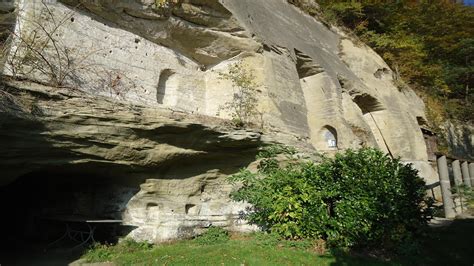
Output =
[
  {"x1": 82, "y1": 219, "x2": 474, "y2": 266},
  {"x1": 82, "y1": 233, "x2": 387, "y2": 266}
]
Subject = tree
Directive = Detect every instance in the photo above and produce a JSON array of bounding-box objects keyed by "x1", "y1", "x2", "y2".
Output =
[
  {"x1": 314, "y1": 1, "x2": 474, "y2": 123},
  {"x1": 218, "y1": 61, "x2": 260, "y2": 127}
]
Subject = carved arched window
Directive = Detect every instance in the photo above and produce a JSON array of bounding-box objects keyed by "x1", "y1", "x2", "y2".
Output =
[
  {"x1": 322, "y1": 125, "x2": 337, "y2": 148},
  {"x1": 157, "y1": 69, "x2": 176, "y2": 104}
]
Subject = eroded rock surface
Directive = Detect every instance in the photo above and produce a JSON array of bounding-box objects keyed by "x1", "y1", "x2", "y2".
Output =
[
  {"x1": 1, "y1": 0, "x2": 465, "y2": 242},
  {"x1": 444, "y1": 121, "x2": 474, "y2": 161},
  {"x1": 0, "y1": 80, "x2": 265, "y2": 241}
]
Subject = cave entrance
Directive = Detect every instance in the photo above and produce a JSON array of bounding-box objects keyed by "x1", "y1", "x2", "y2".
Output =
[{"x1": 0, "y1": 168, "x2": 138, "y2": 253}]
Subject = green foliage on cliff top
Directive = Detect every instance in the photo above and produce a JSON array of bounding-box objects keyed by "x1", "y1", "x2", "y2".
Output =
[{"x1": 312, "y1": 1, "x2": 473, "y2": 125}]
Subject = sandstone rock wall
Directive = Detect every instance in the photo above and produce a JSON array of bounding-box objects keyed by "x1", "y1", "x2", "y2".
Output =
[
  {"x1": 0, "y1": 80, "x2": 264, "y2": 242},
  {"x1": 0, "y1": 0, "x2": 444, "y2": 242},
  {"x1": 444, "y1": 121, "x2": 474, "y2": 161}
]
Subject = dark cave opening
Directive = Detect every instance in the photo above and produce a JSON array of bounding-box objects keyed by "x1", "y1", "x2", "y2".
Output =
[{"x1": 0, "y1": 168, "x2": 138, "y2": 252}]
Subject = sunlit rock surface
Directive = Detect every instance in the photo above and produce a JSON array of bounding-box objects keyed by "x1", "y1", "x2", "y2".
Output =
[{"x1": 1, "y1": 0, "x2": 467, "y2": 242}]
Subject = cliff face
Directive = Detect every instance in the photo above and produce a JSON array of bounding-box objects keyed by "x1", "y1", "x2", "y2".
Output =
[
  {"x1": 1, "y1": 80, "x2": 266, "y2": 242},
  {"x1": 444, "y1": 121, "x2": 474, "y2": 161},
  {"x1": 0, "y1": 0, "x2": 443, "y2": 242}
]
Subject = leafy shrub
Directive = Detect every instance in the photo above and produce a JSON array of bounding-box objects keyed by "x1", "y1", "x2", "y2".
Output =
[
  {"x1": 229, "y1": 147, "x2": 432, "y2": 251},
  {"x1": 194, "y1": 227, "x2": 229, "y2": 245},
  {"x1": 256, "y1": 144, "x2": 297, "y2": 159}
]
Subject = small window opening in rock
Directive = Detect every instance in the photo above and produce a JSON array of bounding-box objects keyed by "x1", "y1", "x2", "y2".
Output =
[
  {"x1": 374, "y1": 68, "x2": 390, "y2": 79},
  {"x1": 185, "y1": 204, "x2": 196, "y2": 214},
  {"x1": 322, "y1": 125, "x2": 337, "y2": 149},
  {"x1": 146, "y1": 202, "x2": 158, "y2": 210},
  {"x1": 134, "y1": 38, "x2": 140, "y2": 43},
  {"x1": 263, "y1": 44, "x2": 271, "y2": 52},
  {"x1": 353, "y1": 94, "x2": 384, "y2": 114},
  {"x1": 70, "y1": 17, "x2": 75, "y2": 22},
  {"x1": 200, "y1": 184, "x2": 205, "y2": 193},
  {"x1": 157, "y1": 69, "x2": 175, "y2": 104},
  {"x1": 416, "y1": 116, "x2": 428, "y2": 126},
  {"x1": 109, "y1": 50, "x2": 112, "y2": 54},
  {"x1": 295, "y1": 48, "x2": 324, "y2": 78}
]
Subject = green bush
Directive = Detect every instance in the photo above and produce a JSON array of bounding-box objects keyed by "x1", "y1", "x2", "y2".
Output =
[
  {"x1": 194, "y1": 227, "x2": 229, "y2": 245},
  {"x1": 229, "y1": 147, "x2": 432, "y2": 251}
]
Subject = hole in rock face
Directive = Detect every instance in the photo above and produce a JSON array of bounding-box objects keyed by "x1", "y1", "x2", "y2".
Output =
[
  {"x1": 322, "y1": 125, "x2": 338, "y2": 149},
  {"x1": 146, "y1": 202, "x2": 158, "y2": 209},
  {"x1": 373, "y1": 67, "x2": 390, "y2": 79},
  {"x1": 417, "y1": 116, "x2": 428, "y2": 126},
  {"x1": 0, "y1": 169, "x2": 138, "y2": 252},
  {"x1": 294, "y1": 48, "x2": 324, "y2": 78},
  {"x1": 353, "y1": 94, "x2": 384, "y2": 114},
  {"x1": 156, "y1": 69, "x2": 177, "y2": 105},
  {"x1": 185, "y1": 204, "x2": 197, "y2": 215}
]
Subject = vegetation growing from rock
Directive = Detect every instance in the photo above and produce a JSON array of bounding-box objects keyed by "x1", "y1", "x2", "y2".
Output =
[
  {"x1": 218, "y1": 61, "x2": 260, "y2": 127},
  {"x1": 229, "y1": 146, "x2": 432, "y2": 252},
  {"x1": 292, "y1": 1, "x2": 473, "y2": 145},
  {"x1": 4, "y1": 3, "x2": 83, "y2": 87},
  {"x1": 2, "y1": 3, "x2": 131, "y2": 98},
  {"x1": 451, "y1": 184, "x2": 474, "y2": 214}
]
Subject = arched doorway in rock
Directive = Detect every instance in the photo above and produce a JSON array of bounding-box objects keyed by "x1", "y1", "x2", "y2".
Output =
[
  {"x1": 321, "y1": 125, "x2": 338, "y2": 149},
  {"x1": 350, "y1": 93, "x2": 391, "y2": 155},
  {"x1": 156, "y1": 69, "x2": 178, "y2": 106}
]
